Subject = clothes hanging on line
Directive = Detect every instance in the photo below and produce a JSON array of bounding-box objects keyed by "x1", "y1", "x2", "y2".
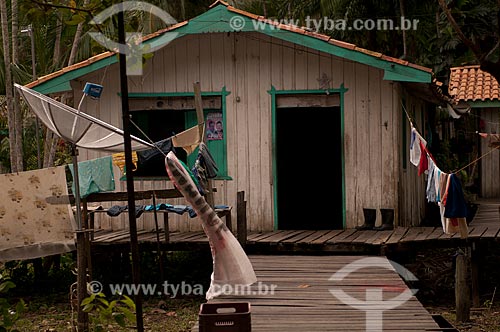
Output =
[
  {"x1": 418, "y1": 141, "x2": 428, "y2": 176},
  {"x1": 107, "y1": 203, "x2": 197, "y2": 218},
  {"x1": 191, "y1": 143, "x2": 219, "y2": 195},
  {"x1": 0, "y1": 166, "x2": 76, "y2": 262},
  {"x1": 112, "y1": 151, "x2": 138, "y2": 174},
  {"x1": 410, "y1": 125, "x2": 469, "y2": 238},
  {"x1": 478, "y1": 132, "x2": 500, "y2": 148},
  {"x1": 132, "y1": 138, "x2": 175, "y2": 176},
  {"x1": 410, "y1": 127, "x2": 427, "y2": 167},
  {"x1": 172, "y1": 124, "x2": 203, "y2": 155},
  {"x1": 68, "y1": 155, "x2": 115, "y2": 198},
  {"x1": 444, "y1": 174, "x2": 468, "y2": 219},
  {"x1": 426, "y1": 159, "x2": 437, "y2": 203}
]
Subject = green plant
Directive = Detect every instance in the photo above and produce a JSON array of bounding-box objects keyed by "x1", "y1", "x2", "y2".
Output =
[
  {"x1": 0, "y1": 275, "x2": 25, "y2": 332},
  {"x1": 81, "y1": 292, "x2": 136, "y2": 332}
]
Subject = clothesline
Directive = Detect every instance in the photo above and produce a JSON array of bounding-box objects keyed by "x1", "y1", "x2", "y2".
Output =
[
  {"x1": 402, "y1": 102, "x2": 486, "y2": 238},
  {"x1": 402, "y1": 101, "x2": 499, "y2": 175},
  {"x1": 463, "y1": 111, "x2": 500, "y2": 126}
]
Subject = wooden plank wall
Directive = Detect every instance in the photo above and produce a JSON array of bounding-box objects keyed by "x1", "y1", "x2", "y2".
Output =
[
  {"x1": 71, "y1": 32, "x2": 418, "y2": 232},
  {"x1": 398, "y1": 91, "x2": 427, "y2": 227},
  {"x1": 480, "y1": 108, "x2": 500, "y2": 198}
]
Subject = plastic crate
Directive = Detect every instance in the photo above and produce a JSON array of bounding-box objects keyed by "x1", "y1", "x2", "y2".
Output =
[{"x1": 199, "y1": 302, "x2": 251, "y2": 332}]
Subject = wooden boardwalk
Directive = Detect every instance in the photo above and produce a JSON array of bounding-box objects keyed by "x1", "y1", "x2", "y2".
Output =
[
  {"x1": 471, "y1": 199, "x2": 500, "y2": 227},
  {"x1": 192, "y1": 255, "x2": 441, "y2": 331}
]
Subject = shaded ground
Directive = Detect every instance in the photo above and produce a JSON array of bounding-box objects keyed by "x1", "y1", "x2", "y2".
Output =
[
  {"x1": 15, "y1": 297, "x2": 202, "y2": 332},
  {"x1": 427, "y1": 305, "x2": 500, "y2": 332},
  {"x1": 3, "y1": 245, "x2": 499, "y2": 331},
  {"x1": 391, "y1": 245, "x2": 500, "y2": 332}
]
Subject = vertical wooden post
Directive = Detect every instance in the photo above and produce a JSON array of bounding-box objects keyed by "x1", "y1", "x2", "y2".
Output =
[
  {"x1": 471, "y1": 242, "x2": 480, "y2": 307},
  {"x1": 117, "y1": 9, "x2": 143, "y2": 331},
  {"x1": 224, "y1": 211, "x2": 233, "y2": 232},
  {"x1": 76, "y1": 231, "x2": 88, "y2": 331},
  {"x1": 82, "y1": 199, "x2": 92, "y2": 282},
  {"x1": 237, "y1": 191, "x2": 247, "y2": 247},
  {"x1": 193, "y1": 81, "x2": 214, "y2": 207},
  {"x1": 163, "y1": 213, "x2": 170, "y2": 244},
  {"x1": 151, "y1": 191, "x2": 165, "y2": 284},
  {"x1": 455, "y1": 252, "x2": 470, "y2": 322},
  {"x1": 72, "y1": 145, "x2": 89, "y2": 332}
]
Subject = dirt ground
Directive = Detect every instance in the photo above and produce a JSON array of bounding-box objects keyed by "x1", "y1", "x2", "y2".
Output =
[
  {"x1": 427, "y1": 304, "x2": 500, "y2": 332},
  {"x1": 13, "y1": 297, "x2": 500, "y2": 332},
  {"x1": 14, "y1": 297, "x2": 202, "y2": 332},
  {"x1": 394, "y1": 245, "x2": 500, "y2": 332},
  {"x1": 4, "y1": 246, "x2": 499, "y2": 331}
]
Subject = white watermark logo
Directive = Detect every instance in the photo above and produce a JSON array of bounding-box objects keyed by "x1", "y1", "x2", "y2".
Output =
[
  {"x1": 89, "y1": 1, "x2": 178, "y2": 75},
  {"x1": 87, "y1": 280, "x2": 277, "y2": 298},
  {"x1": 329, "y1": 257, "x2": 418, "y2": 332},
  {"x1": 229, "y1": 15, "x2": 419, "y2": 33}
]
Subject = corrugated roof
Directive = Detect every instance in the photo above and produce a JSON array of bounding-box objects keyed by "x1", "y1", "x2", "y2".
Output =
[
  {"x1": 27, "y1": 0, "x2": 433, "y2": 91},
  {"x1": 449, "y1": 65, "x2": 500, "y2": 102}
]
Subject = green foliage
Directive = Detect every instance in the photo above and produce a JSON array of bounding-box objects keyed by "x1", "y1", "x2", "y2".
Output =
[
  {"x1": 81, "y1": 292, "x2": 136, "y2": 331},
  {"x1": 0, "y1": 275, "x2": 26, "y2": 332},
  {"x1": 1, "y1": 254, "x2": 76, "y2": 296}
]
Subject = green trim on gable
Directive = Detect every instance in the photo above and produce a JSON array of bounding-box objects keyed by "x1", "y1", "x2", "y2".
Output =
[
  {"x1": 467, "y1": 100, "x2": 500, "y2": 108},
  {"x1": 33, "y1": 56, "x2": 117, "y2": 94},
  {"x1": 31, "y1": 4, "x2": 431, "y2": 94},
  {"x1": 268, "y1": 85, "x2": 348, "y2": 230}
]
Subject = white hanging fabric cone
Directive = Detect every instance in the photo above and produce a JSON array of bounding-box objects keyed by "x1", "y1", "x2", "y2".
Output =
[{"x1": 165, "y1": 151, "x2": 257, "y2": 300}]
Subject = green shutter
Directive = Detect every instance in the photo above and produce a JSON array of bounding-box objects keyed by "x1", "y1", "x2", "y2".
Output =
[{"x1": 185, "y1": 110, "x2": 228, "y2": 178}]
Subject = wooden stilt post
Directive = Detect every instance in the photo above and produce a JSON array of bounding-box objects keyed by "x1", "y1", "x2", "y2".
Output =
[
  {"x1": 72, "y1": 145, "x2": 89, "y2": 332},
  {"x1": 455, "y1": 251, "x2": 470, "y2": 322},
  {"x1": 151, "y1": 191, "x2": 165, "y2": 284},
  {"x1": 471, "y1": 242, "x2": 480, "y2": 307},
  {"x1": 117, "y1": 9, "x2": 143, "y2": 331},
  {"x1": 82, "y1": 199, "x2": 93, "y2": 283}
]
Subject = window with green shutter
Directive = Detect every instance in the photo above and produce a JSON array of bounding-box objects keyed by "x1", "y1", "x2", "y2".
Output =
[{"x1": 125, "y1": 89, "x2": 230, "y2": 180}]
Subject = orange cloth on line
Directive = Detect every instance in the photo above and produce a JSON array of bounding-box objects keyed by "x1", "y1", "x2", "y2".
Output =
[
  {"x1": 445, "y1": 218, "x2": 468, "y2": 238},
  {"x1": 440, "y1": 173, "x2": 451, "y2": 206},
  {"x1": 112, "y1": 151, "x2": 138, "y2": 173},
  {"x1": 172, "y1": 124, "x2": 203, "y2": 155}
]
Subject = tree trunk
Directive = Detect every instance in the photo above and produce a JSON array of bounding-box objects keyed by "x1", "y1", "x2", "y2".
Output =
[
  {"x1": 0, "y1": 0, "x2": 17, "y2": 172},
  {"x1": 399, "y1": 0, "x2": 407, "y2": 59},
  {"x1": 11, "y1": 0, "x2": 18, "y2": 62},
  {"x1": 53, "y1": 11, "x2": 62, "y2": 68},
  {"x1": 43, "y1": 130, "x2": 59, "y2": 168},
  {"x1": 67, "y1": 0, "x2": 90, "y2": 66},
  {"x1": 43, "y1": 0, "x2": 88, "y2": 169},
  {"x1": 11, "y1": 0, "x2": 23, "y2": 172}
]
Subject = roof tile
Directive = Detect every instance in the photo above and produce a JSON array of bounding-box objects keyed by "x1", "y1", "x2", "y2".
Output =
[{"x1": 449, "y1": 65, "x2": 500, "y2": 102}]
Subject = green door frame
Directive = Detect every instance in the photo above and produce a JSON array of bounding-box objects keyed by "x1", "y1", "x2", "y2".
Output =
[{"x1": 268, "y1": 85, "x2": 348, "y2": 230}]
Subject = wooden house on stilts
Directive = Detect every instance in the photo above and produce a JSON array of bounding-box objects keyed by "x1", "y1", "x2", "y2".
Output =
[{"x1": 26, "y1": 1, "x2": 445, "y2": 232}]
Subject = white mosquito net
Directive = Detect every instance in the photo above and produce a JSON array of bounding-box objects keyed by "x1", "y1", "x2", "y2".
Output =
[{"x1": 15, "y1": 84, "x2": 154, "y2": 152}]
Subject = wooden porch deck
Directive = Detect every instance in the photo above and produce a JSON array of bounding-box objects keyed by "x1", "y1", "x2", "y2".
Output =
[
  {"x1": 91, "y1": 224, "x2": 500, "y2": 253},
  {"x1": 192, "y1": 255, "x2": 441, "y2": 331},
  {"x1": 90, "y1": 199, "x2": 500, "y2": 253},
  {"x1": 471, "y1": 199, "x2": 500, "y2": 227}
]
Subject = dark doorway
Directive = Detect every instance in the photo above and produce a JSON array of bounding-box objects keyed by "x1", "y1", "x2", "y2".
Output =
[{"x1": 276, "y1": 106, "x2": 343, "y2": 230}]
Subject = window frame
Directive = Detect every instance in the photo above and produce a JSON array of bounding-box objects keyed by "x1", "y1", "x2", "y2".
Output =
[{"x1": 120, "y1": 87, "x2": 231, "y2": 180}]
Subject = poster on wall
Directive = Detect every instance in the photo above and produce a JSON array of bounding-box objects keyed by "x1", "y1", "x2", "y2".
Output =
[{"x1": 206, "y1": 112, "x2": 223, "y2": 141}]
